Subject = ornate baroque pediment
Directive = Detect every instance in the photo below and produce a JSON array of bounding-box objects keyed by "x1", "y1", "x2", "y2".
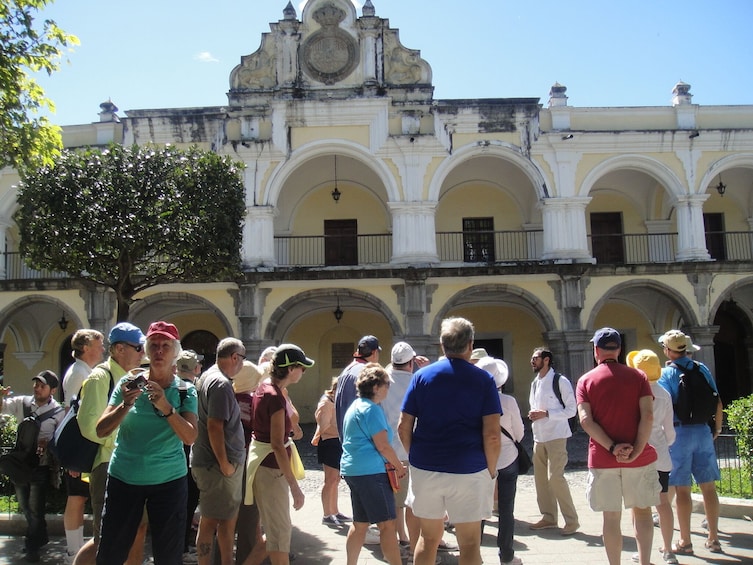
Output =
[{"x1": 227, "y1": 0, "x2": 433, "y2": 105}]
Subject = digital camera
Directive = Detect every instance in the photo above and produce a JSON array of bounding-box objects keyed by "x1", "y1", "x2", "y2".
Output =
[{"x1": 125, "y1": 370, "x2": 148, "y2": 391}]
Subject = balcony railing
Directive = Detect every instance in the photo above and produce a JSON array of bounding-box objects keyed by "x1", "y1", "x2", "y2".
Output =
[
  {"x1": 436, "y1": 230, "x2": 544, "y2": 263},
  {"x1": 2, "y1": 252, "x2": 68, "y2": 280},
  {"x1": 1, "y1": 231, "x2": 751, "y2": 278},
  {"x1": 274, "y1": 234, "x2": 392, "y2": 267}
]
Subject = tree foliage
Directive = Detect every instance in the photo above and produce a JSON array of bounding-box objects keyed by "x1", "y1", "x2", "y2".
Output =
[
  {"x1": 15, "y1": 144, "x2": 246, "y2": 320},
  {"x1": 0, "y1": 0, "x2": 78, "y2": 172}
]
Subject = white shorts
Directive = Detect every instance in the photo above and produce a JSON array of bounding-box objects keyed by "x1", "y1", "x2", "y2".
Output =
[
  {"x1": 586, "y1": 464, "x2": 661, "y2": 512},
  {"x1": 406, "y1": 465, "x2": 494, "y2": 523}
]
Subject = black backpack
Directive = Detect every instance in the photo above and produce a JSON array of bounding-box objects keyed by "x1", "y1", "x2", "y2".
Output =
[
  {"x1": 0, "y1": 399, "x2": 63, "y2": 484},
  {"x1": 551, "y1": 373, "x2": 579, "y2": 433},
  {"x1": 672, "y1": 361, "x2": 719, "y2": 425}
]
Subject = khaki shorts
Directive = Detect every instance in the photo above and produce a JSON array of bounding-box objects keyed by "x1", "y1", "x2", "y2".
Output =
[
  {"x1": 406, "y1": 465, "x2": 494, "y2": 523},
  {"x1": 586, "y1": 464, "x2": 661, "y2": 512},
  {"x1": 192, "y1": 463, "x2": 243, "y2": 520},
  {"x1": 253, "y1": 465, "x2": 292, "y2": 553}
]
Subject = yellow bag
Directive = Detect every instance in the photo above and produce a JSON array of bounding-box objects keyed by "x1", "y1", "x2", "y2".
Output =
[{"x1": 290, "y1": 441, "x2": 305, "y2": 480}]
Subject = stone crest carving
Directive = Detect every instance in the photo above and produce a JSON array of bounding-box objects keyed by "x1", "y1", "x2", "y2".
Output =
[{"x1": 301, "y1": 3, "x2": 358, "y2": 85}]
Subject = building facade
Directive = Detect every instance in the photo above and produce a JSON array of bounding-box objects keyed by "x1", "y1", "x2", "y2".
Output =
[{"x1": 0, "y1": 0, "x2": 751, "y2": 421}]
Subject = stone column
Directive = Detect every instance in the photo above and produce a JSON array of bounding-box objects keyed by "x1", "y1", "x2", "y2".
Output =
[
  {"x1": 80, "y1": 285, "x2": 116, "y2": 335},
  {"x1": 539, "y1": 197, "x2": 593, "y2": 262},
  {"x1": 684, "y1": 325, "x2": 720, "y2": 381},
  {"x1": 389, "y1": 201, "x2": 439, "y2": 264},
  {"x1": 243, "y1": 206, "x2": 277, "y2": 267},
  {"x1": 673, "y1": 194, "x2": 711, "y2": 261},
  {"x1": 230, "y1": 282, "x2": 271, "y2": 357},
  {"x1": 545, "y1": 329, "x2": 593, "y2": 385},
  {"x1": 391, "y1": 277, "x2": 437, "y2": 358}
]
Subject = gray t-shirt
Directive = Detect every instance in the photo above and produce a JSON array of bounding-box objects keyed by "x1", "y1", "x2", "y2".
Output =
[{"x1": 192, "y1": 364, "x2": 246, "y2": 468}]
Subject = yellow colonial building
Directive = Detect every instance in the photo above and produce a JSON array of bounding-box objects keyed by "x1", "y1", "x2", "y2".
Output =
[{"x1": 0, "y1": 0, "x2": 751, "y2": 421}]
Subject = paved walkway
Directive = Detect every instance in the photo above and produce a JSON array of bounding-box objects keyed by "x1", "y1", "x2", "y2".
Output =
[{"x1": 1, "y1": 468, "x2": 751, "y2": 564}]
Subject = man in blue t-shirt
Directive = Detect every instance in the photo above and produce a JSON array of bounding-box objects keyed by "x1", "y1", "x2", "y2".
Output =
[
  {"x1": 658, "y1": 330, "x2": 724, "y2": 555},
  {"x1": 398, "y1": 317, "x2": 501, "y2": 565}
]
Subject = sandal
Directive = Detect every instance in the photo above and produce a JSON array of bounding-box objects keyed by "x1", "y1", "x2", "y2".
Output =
[
  {"x1": 705, "y1": 539, "x2": 723, "y2": 553},
  {"x1": 671, "y1": 542, "x2": 694, "y2": 555}
]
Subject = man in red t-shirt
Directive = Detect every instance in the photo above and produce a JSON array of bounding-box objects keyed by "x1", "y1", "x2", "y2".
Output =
[{"x1": 576, "y1": 327, "x2": 660, "y2": 565}]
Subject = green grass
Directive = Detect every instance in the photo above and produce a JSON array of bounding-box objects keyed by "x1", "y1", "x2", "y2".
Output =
[{"x1": 691, "y1": 466, "x2": 753, "y2": 499}]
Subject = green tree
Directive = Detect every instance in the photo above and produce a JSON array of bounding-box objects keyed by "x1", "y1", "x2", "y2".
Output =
[
  {"x1": 1, "y1": 0, "x2": 78, "y2": 172},
  {"x1": 15, "y1": 144, "x2": 246, "y2": 320}
]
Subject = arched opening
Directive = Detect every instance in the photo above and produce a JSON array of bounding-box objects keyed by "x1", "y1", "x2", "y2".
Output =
[
  {"x1": 713, "y1": 300, "x2": 752, "y2": 403},
  {"x1": 182, "y1": 330, "x2": 219, "y2": 371}
]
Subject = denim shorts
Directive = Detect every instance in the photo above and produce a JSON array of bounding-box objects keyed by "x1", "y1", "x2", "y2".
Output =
[
  {"x1": 669, "y1": 424, "x2": 721, "y2": 486},
  {"x1": 343, "y1": 473, "x2": 396, "y2": 524}
]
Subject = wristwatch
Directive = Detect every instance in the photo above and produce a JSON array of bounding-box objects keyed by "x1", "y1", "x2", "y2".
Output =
[
  {"x1": 161, "y1": 406, "x2": 176, "y2": 418},
  {"x1": 608, "y1": 442, "x2": 617, "y2": 454}
]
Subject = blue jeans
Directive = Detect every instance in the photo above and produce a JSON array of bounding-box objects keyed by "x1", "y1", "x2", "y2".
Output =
[
  {"x1": 496, "y1": 461, "x2": 519, "y2": 563},
  {"x1": 14, "y1": 465, "x2": 50, "y2": 552},
  {"x1": 97, "y1": 475, "x2": 187, "y2": 565}
]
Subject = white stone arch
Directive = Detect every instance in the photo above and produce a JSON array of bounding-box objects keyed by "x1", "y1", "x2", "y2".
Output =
[
  {"x1": 428, "y1": 141, "x2": 548, "y2": 203},
  {"x1": 580, "y1": 154, "x2": 685, "y2": 202},
  {"x1": 265, "y1": 140, "x2": 400, "y2": 206}
]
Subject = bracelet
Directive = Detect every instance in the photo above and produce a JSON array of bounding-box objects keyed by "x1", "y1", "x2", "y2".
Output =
[
  {"x1": 608, "y1": 442, "x2": 616, "y2": 454},
  {"x1": 158, "y1": 406, "x2": 176, "y2": 418},
  {"x1": 122, "y1": 402, "x2": 134, "y2": 408}
]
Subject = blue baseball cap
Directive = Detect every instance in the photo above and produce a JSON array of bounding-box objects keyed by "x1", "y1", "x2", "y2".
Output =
[
  {"x1": 590, "y1": 327, "x2": 621, "y2": 350},
  {"x1": 108, "y1": 322, "x2": 146, "y2": 345}
]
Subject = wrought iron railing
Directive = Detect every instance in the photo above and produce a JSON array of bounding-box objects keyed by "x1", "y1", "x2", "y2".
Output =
[
  {"x1": 1, "y1": 252, "x2": 68, "y2": 280},
  {"x1": 1, "y1": 230, "x2": 751, "y2": 275}
]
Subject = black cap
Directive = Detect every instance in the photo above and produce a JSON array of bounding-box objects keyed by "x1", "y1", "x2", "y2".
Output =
[
  {"x1": 32, "y1": 370, "x2": 59, "y2": 389},
  {"x1": 356, "y1": 335, "x2": 381, "y2": 357}
]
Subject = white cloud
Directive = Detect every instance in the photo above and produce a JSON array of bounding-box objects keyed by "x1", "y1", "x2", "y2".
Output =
[{"x1": 195, "y1": 52, "x2": 220, "y2": 64}]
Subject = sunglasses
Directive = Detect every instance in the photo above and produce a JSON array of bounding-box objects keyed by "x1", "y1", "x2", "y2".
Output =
[{"x1": 123, "y1": 343, "x2": 144, "y2": 353}]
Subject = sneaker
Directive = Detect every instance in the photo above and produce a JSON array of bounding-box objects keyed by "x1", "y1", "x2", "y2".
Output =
[
  {"x1": 364, "y1": 526, "x2": 381, "y2": 545},
  {"x1": 631, "y1": 553, "x2": 639, "y2": 563},
  {"x1": 700, "y1": 517, "x2": 709, "y2": 530},
  {"x1": 662, "y1": 551, "x2": 679, "y2": 564},
  {"x1": 335, "y1": 512, "x2": 353, "y2": 522},
  {"x1": 182, "y1": 551, "x2": 199, "y2": 564},
  {"x1": 501, "y1": 557, "x2": 523, "y2": 565},
  {"x1": 64, "y1": 553, "x2": 76, "y2": 565},
  {"x1": 653, "y1": 512, "x2": 660, "y2": 527},
  {"x1": 437, "y1": 539, "x2": 458, "y2": 552},
  {"x1": 322, "y1": 515, "x2": 343, "y2": 527}
]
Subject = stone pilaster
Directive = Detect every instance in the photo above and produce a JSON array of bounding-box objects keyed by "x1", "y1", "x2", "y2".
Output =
[
  {"x1": 684, "y1": 325, "x2": 720, "y2": 382},
  {"x1": 548, "y1": 275, "x2": 589, "y2": 330}
]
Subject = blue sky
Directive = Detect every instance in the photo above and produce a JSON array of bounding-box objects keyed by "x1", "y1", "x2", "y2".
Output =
[{"x1": 35, "y1": 0, "x2": 753, "y2": 126}]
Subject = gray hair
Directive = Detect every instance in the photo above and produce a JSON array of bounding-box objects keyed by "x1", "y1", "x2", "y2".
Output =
[
  {"x1": 440, "y1": 317, "x2": 474, "y2": 356},
  {"x1": 217, "y1": 337, "x2": 245, "y2": 359}
]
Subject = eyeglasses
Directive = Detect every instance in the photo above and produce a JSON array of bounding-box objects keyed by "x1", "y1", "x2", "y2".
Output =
[
  {"x1": 235, "y1": 353, "x2": 247, "y2": 360},
  {"x1": 531, "y1": 356, "x2": 542, "y2": 361},
  {"x1": 123, "y1": 343, "x2": 143, "y2": 353}
]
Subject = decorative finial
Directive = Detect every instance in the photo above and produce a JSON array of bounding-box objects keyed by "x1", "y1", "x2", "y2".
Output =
[
  {"x1": 283, "y1": 1, "x2": 297, "y2": 20},
  {"x1": 363, "y1": 0, "x2": 376, "y2": 17}
]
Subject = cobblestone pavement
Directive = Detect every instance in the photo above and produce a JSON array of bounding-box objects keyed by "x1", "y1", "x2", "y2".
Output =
[{"x1": 1, "y1": 431, "x2": 752, "y2": 564}]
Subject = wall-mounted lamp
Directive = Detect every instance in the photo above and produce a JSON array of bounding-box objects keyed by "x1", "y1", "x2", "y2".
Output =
[
  {"x1": 688, "y1": 130, "x2": 700, "y2": 139},
  {"x1": 333, "y1": 297, "x2": 343, "y2": 323},
  {"x1": 561, "y1": 133, "x2": 574, "y2": 140},
  {"x1": 58, "y1": 313, "x2": 69, "y2": 330},
  {"x1": 331, "y1": 155, "x2": 341, "y2": 203},
  {"x1": 715, "y1": 174, "x2": 726, "y2": 196}
]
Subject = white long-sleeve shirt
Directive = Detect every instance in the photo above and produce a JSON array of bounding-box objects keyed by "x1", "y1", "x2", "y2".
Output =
[
  {"x1": 529, "y1": 368, "x2": 576, "y2": 443},
  {"x1": 650, "y1": 381, "x2": 676, "y2": 472},
  {"x1": 497, "y1": 393, "x2": 524, "y2": 470}
]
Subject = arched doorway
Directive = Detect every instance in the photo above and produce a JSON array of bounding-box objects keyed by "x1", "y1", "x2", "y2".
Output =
[
  {"x1": 713, "y1": 300, "x2": 752, "y2": 403},
  {"x1": 182, "y1": 330, "x2": 219, "y2": 373}
]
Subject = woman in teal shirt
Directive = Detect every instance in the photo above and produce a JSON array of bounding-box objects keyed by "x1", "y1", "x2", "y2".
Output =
[
  {"x1": 95, "y1": 321, "x2": 198, "y2": 565},
  {"x1": 341, "y1": 363, "x2": 406, "y2": 565}
]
